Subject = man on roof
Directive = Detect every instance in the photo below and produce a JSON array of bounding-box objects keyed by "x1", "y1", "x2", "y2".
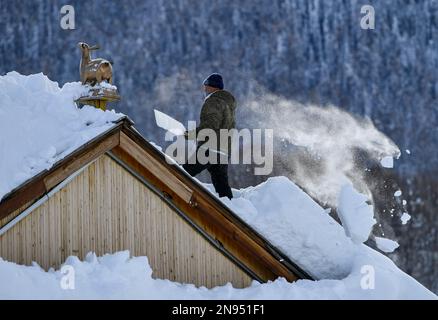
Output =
[{"x1": 183, "y1": 73, "x2": 236, "y2": 199}]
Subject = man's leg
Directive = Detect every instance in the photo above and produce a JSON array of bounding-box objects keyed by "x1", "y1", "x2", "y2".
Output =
[
  {"x1": 208, "y1": 164, "x2": 233, "y2": 199},
  {"x1": 182, "y1": 161, "x2": 209, "y2": 177},
  {"x1": 183, "y1": 148, "x2": 211, "y2": 177}
]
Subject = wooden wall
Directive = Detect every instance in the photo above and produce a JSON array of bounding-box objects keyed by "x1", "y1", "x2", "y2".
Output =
[{"x1": 0, "y1": 155, "x2": 252, "y2": 288}]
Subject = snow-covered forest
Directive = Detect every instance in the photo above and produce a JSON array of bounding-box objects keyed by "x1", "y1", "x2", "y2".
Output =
[{"x1": 0, "y1": 0, "x2": 436, "y2": 293}]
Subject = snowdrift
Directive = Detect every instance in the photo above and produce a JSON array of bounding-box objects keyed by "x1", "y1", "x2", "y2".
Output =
[
  {"x1": 0, "y1": 71, "x2": 123, "y2": 201},
  {"x1": 0, "y1": 72, "x2": 435, "y2": 299}
]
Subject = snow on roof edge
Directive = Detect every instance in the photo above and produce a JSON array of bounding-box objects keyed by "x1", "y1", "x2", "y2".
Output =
[{"x1": 0, "y1": 72, "x2": 125, "y2": 201}]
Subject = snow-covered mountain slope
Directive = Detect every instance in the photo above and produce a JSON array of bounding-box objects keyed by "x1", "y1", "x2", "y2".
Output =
[
  {"x1": 0, "y1": 72, "x2": 123, "y2": 201},
  {"x1": 0, "y1": 73, "x2": 435, "y2": 299}
]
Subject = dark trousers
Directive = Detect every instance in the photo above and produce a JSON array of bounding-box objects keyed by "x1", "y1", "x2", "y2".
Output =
[{"x1": 183, "y1": 154, "x2": 233, "y2": 200}]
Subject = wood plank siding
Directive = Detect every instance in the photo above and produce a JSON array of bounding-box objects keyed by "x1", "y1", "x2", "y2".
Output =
[{"x1": 0, "y1": 155, "x2": 252, "y2": 288}]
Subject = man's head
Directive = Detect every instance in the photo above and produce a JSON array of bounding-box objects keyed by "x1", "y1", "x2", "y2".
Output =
[{"x1": 203, "y1": 73, "x2": 224, "y2": 95}]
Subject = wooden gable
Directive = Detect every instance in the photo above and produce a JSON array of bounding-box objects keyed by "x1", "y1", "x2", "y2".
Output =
[{"x1": 0, "y1": 154, "x2": 252, "y2": 288}]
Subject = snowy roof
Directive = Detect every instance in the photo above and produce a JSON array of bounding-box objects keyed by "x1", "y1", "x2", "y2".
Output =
[
  {"x1": 0, "y1": 72, "x2": 435, "y2": 299},
  {"x1": 0, "y1": 72, "x2": 124, "y2": 201},
  {"x1": 0, "y1": 72, "x2": 310, "y2": 284}
]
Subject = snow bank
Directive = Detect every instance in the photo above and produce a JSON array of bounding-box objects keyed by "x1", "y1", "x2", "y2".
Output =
[
  {"x1": 217, "y1": 177, "x2": 435, "y2": 299},
  {"x1": 221, "y1": 177, "x2": 357, "y2": 280},
  {"x1": 0, "y1": 72, "x2": 123, "y2": 200},
  {"x1": 0, "y1": 176, "x2": 434, "y2": 299},
  {"x1": 0, "y1": 249, "x2": 434, "y2": 300}
]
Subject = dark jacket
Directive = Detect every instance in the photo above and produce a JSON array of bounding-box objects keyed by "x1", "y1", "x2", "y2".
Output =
[{"x1": 195, "y1": 90, "x2": 237, "y2": 155}]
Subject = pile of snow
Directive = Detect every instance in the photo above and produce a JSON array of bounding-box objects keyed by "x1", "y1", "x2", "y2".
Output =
[
  {"x1": 0, "y1": 72, "x2": 123, "y2": 200},
  {"x1": 221, "y1": 177, "x2": 357, "y2": 280},
  {"x1": 0, "y1": 248, "x2": 434, "y2": 300},
  {"x1": 0, "y1": 176, "x2": 433, "y2": 299},
  {"x1": 216, "y1": 177, "x2": 435, "y2": 299}
]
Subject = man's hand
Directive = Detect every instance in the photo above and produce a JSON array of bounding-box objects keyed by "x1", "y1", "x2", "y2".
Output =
[{"x1": 184, "y1": 129, "x2": 198, "y2": 140}]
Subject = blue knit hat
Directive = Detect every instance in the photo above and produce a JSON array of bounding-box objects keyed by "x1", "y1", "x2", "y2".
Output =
[{"x1": 203, "y1": 73, "x2": 224, "y2": 90}]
